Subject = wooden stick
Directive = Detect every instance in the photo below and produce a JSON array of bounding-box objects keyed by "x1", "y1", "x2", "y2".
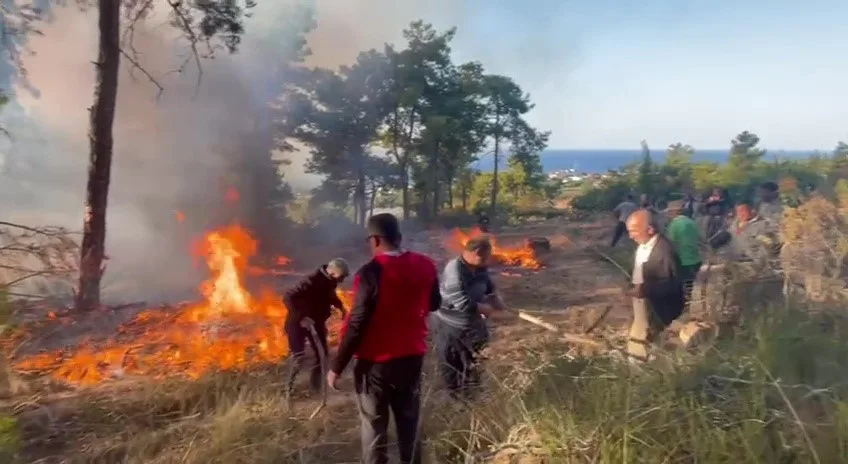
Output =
[
  {"x1": 515, "y1": 311, "x2": 604, "y2": 349},
  {"x1": 584, "y1": 305, "x2": 613, "y2": 334},
  {"x1": 306, "y1": 323, "x2": 327, "y2": 421}
]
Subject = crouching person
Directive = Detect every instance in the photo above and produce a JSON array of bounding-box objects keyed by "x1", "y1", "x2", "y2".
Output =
[
  {"x1": 433, "y1": 236, "x2": 513, "y2": 401},
  {"x1": 283, "y1": 258, "x2": 349, "y2": 395}
]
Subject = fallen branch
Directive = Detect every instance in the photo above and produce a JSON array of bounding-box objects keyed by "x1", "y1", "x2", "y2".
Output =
[
  {"x1": 584, "y1": 305, "x2": 613, "y2": 334},
  {"x1": 307, "y1": 323, "x2": 327, "y2": 421}
]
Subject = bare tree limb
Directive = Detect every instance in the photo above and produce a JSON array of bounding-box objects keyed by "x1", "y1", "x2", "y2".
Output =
[{"x1": 119, "y1": 47, "x2": 164, "y2": 98}]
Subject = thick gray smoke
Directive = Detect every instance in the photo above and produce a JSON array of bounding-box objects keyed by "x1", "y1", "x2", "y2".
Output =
[{"x1": 0, "y1": 0, "x2": 466, "y2": 303}]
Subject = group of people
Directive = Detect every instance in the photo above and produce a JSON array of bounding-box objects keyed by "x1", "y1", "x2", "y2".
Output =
[
  {"x1": 279, "y1": 185, "x2": 786, "y2": 461},
  {"x1": 612, "y1": 182, "x2": 785, "y2": 361},
  {"x1": 282, "y1": 213, "x2": 509, "y2": 464}
]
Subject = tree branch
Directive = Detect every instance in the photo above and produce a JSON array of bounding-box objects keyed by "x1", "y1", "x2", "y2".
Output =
[{"x1": 119, "y1": 47, "x2": 164, "y2": 98}]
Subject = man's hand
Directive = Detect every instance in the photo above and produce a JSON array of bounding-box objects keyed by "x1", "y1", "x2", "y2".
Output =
[
  {"x1": 336, "y1": 306, "x2": 347, "y2": 319},
  {"x1": 300, "y1": 317, "x2": 315, "y2": 328},
  {"x1": 326, "y1": 370, "x2": 340, "y2": 391},
  {"x1": 478, "y1": 303, "x2": 495, "y2": 317}
]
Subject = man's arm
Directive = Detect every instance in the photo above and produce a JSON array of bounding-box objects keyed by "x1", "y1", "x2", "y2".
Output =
[
  {"x1": 429, "y1": 277, "x2": 442, "y2": 312},
  {"x1": 331, "y1": 262, "x2": 379, "y2": 375}
]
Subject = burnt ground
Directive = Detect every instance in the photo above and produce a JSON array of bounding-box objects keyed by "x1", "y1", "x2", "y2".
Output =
[{"x1": 3, "y1": 217, "x2": 649, "y2": 462}]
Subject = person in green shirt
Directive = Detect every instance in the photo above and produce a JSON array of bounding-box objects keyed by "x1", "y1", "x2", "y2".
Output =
[{"x1": 665, "y1": 200, "x2": 702, "y2": 307}]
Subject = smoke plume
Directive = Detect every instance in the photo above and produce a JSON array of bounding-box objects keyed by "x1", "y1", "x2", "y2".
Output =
[{"x1": 0, "y1": 0, "x2": 464, "y2": 303}]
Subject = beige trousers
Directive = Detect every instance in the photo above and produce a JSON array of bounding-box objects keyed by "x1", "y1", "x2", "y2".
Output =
[{"x1": 627, "y1": 298, "x2": 665, "y2": 362}]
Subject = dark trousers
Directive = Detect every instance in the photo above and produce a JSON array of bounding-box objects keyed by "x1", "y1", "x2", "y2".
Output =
[
  {"x1": 434, "y1": 321, "x2": 488, "y2": 400},
  {"x1": 681, "y1": 262, "x2": 701, "y2": 309},
  {"x1": 354, "y1": 355, "x2": 424, "y2": 464},
  {"x1": 285, "y1": 321, "x2": 327, "y2": 393},
  {"x1": 611, "y1": 221, "x2": 627, "y2": 247}
]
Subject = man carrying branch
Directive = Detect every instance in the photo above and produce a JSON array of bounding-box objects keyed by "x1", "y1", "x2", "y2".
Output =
[
  {"x1": 283, "y1": 258, "x2": 349, "y2": 396},
  {"x1": 433, "y1": 236, "x2": 514, "y2": 400}
]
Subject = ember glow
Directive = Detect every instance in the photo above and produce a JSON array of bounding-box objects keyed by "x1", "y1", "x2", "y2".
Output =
[
  {"x1": 447, "y1": 227, "x2": 541, "y2": 269},
  {"x1": 15, "y1": 225, "x2": 352, "y2": 386}
]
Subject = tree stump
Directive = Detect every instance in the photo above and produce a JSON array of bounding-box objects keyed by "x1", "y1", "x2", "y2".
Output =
[{"x1": 525, "y1": 237, "x2": 551, "y2": 254}]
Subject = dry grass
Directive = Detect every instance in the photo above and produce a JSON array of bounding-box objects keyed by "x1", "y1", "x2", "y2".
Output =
[
  {"x1": 11, "y1": 365, "x2": 361, "y2": 463},
  {"x1": 4, "y1": 202, "x2": 848, "y2": 463}
]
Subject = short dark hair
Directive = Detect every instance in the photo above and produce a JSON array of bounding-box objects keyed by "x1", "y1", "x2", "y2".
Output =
[
  {"x1": 759, "y1": 181, "x2": 779, "y2": 193},
  {"x1": 367, "y1": 213, "x2": 402, "y2": 246},
  {"x1": 736, "y1": 200, "x2": 753, "y2": 208},
  {"x1": 464, "y1": 236, "x2": 493, "y2": 254}
]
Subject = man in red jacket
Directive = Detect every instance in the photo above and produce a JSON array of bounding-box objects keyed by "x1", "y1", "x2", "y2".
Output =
[{"x1": 327, "y1": 213, "x2": 441, "y2": 464}]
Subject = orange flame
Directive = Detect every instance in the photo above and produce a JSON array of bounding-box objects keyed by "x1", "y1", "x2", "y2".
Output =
[
  {"x1": 15, "y1": 225, "x2": 352, "y2": 386},
  {"x1": 446, "y1": 227, "x2": 541, "y2": 269}
]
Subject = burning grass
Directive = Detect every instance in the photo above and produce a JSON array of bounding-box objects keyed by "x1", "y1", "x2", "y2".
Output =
[
  {"x1": 446, "y1": 226, "x2": 542, "y2": 269},
  {"x1": 10, "y1": 304, "x2": 848, "y2": 463},
  {"x1": 11, "y1": 224, "x2": 352, "y2": 386}
]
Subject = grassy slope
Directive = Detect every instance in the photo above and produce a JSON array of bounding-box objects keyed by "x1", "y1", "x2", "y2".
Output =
[{"x1": 5, "y1": 219, "x2": 848, "y2": 463}]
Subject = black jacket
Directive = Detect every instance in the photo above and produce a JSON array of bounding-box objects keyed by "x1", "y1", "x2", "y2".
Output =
[
  {"x1": 283, "y1": 266, "x2": 343, "y2": 325},
  {"x1": 636, "y1": 235, "x2": 686, "y2": 325}
]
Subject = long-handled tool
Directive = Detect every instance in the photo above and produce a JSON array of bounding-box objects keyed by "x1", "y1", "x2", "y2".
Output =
[
  {"x1": 306, "y1": 323, "x2": 327, "y2": 421},
  {"x1": 514, "y1": 310, "x2": 605, "y2": 349}
]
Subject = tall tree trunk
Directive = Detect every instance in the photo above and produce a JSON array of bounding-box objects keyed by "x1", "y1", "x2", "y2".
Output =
[
  {"x1": 353, "y1": 200, "x2": 359, "y2": 226},
  {"x1": 461, "y1": 183, "x2": 468, "y2": 211},
  {"x1": 356, "y1": 170, "x2": 367, "y2": 226},
  {"x1": 76, "y1": 0, "x2": 120, "y2": 312},
  {"x1": 400, "y1": 109, "x2": 416, "y2": 220},
  {"x1": 400, "y1": 165, "x2": 409, "y2": 220},
  {"x1": 490, "y1": 112, "x2": 501, "y2": 219},
  {"x1": 369, "y1": 183, "x2": 377, "y2": 217},
  {"x1": 447, "y1": 170, "x2": 454, "y2": 209},
  {"x1": 431, "y1": 143, "x2": 440, "y2": 217}
]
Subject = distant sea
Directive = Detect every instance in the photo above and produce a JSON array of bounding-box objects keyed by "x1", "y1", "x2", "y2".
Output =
[{"x1": 472, "y1": 149, "x2": 823, "y2": 174}]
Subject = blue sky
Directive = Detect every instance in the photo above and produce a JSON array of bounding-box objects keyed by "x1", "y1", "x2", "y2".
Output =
[{"x1": 404, "y1": 0, "x2": 848, "y2": 150}]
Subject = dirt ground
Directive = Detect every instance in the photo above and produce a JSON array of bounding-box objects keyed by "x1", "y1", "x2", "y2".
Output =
[{"x1": 3, "y1": 217, "x2": 645, "y2": 462}]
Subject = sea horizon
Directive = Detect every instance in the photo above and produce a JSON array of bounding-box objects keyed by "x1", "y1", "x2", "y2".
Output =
[{"x1": 472, "y1": 148, "x2": 830, "y2": 174}]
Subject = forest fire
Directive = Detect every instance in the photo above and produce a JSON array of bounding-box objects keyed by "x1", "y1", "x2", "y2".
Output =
[
  {"x1": 447, "y1": 227, "x2": 541, "y2": 269},
  {"x1": 14, "y1": 225, "x2": 352, "y2": 386}
]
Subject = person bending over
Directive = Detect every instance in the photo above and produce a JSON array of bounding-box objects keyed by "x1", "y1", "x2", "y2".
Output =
[
  {"x1": 432, "y1": 236, "x2": 513, "y2": 400},
  {"x1": 282, "y1": 258, "x2": 349, "y2": 395}
]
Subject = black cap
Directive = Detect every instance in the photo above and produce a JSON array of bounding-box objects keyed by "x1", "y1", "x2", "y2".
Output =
[{"x1": 367, "y1": 213, "x2": 402, "y2": 246}]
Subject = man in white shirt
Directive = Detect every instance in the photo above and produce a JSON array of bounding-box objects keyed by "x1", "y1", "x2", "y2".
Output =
[{"x1": 625, "y1": 209, "x2": 686, "y2": 362}]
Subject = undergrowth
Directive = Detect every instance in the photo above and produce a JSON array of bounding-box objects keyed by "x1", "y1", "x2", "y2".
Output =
[
  {"x1": 436, "y1": 307, "x2": 848, "y2": 463},
  {"x1": 8, "y1": 305, "x2": 847, "y2": 463}
]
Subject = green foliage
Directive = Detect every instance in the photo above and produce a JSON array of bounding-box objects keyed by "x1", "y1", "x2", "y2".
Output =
[
  {"x1": 431, "y1": 307, "x2": 848, "y2": 462},
  {"x1": 636, "y1": 140, "x2": 657, "y2": 197},
  {"x1": 0, "y1": 415, "x2": 20, "y2": 463},
  {"x1": 571, "y1": 174, "x2": 633, "y2": 211},
  {"x1": 573, "y1": 131, "x2": 840, "y2": 212},
  {"x1": 280, "y1": 20, "x2": 547, "y2": 223}
]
